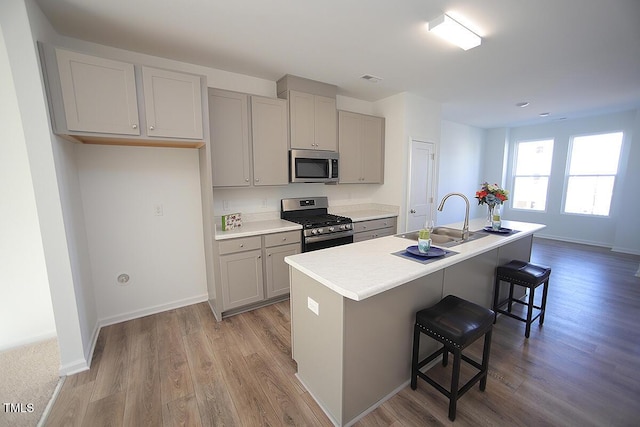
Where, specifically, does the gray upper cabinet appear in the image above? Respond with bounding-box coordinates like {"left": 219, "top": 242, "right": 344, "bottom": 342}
{"left": 141, "top": 66, "right": 203, "bottom": 140}
{"left": 56, "top": 48, "right": 140, "bottom": 135}
{"left": 40, "top": 45, "right": 206, "bottom": 147}
{"left": 288, "top": 90, "right": 337, "bottom": 151}
{"left": 251, "top": 96, "right": 289, "bottom": 186}
{"left": 209, "top": 88, "right": 288, "bottom": 187}
{"left": 338, "top": 111, "right": 385, "bottom": 184}
{"left": 209, "top": 89, "right": 251, "bottom": 187}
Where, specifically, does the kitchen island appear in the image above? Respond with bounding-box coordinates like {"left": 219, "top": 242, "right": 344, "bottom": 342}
{"left": 285, "top": 218, "right": 545, "bottom": 426}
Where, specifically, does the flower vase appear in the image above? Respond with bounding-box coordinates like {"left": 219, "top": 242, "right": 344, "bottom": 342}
{"left": 487, "top": 204, "right": 495, "bottom": 227}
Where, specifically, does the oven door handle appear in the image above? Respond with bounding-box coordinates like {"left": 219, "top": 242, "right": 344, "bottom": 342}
{"left": 305, "top": 230, "right": 354, "bottom": 244}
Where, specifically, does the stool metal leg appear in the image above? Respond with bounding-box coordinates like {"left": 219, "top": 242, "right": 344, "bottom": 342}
{"left": 449, "top": 348, "right": 462, "bottom": 421}
{"left": 525, "top": 287, "right": 535, "bottom": 338}
{"left": 410, "top": 324, "right": 420, "bottom": 390}
{"left": 507, "top": 282, "right": 515, "bottom": 312}
{"left": 492, "top": 277, "right": 501, "bottom": 324}
{"left": 540, "top": 279, "right": 549, "bottom": 325}
{"left": 480, "top": 328, "right": 493, "bottom": 391}
{"left": 442, "top": 347, "right": 448, "bottom": 366}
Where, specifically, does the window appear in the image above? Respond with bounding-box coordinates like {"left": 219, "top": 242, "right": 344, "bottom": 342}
{"left": 512, "top": 139, "right": 554, "bottom": 211}
{"left": 564, "top": 132, "right": 623, "bottom": 216}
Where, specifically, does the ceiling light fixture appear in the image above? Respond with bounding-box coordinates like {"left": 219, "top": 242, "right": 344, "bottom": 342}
{"left": 428, "top": 13, "right": 481, "bottom": 50}
{"left": 539, "top": 112, "right": 550, "bottom": 117}
{"left": 516, "top": 101, "right": 530, "bottom": 108}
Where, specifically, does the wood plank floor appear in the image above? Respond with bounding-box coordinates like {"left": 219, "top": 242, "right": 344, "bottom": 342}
{"left": 46, "top": 238, "right": 640, "bottom": 426}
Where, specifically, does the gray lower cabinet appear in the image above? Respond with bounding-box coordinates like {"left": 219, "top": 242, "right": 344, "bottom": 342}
{"left": 353, "top": 217, "right": 397, "bottom": 242}
{"left": 218, "top": 236, "right": 263, "bottom": 310}
{"left": 265, "top": 243, "right": 300, "bottom": 298}
{"left": 215, "top": 230, "right": 301, "bottom": 316}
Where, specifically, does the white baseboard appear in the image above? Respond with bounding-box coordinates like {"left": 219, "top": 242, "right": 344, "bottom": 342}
{"left": 611, "top": 246, "right": 640, "bottom": 256}
{"left": 294, "top": 373, "right": 414, "bottom": 427}
{"left": 97, "top": 293, "right": 209, "bottom": 328}
{"left": 59, "top": 357, "right": 90, "bottom": 376}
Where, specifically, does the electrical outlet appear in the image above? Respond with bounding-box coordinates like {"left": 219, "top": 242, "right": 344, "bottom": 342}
{"left": 307, "top": 297, "right": 319, "bottom": 315}
{"left": 154, "top": 203, "right": 164, "bottom": 216}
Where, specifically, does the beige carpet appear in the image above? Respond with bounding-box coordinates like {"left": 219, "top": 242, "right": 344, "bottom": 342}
{"left": 0, "top": 338, "right": 61, "bottom": 427}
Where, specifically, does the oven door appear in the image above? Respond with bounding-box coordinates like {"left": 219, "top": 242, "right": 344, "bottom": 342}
{"left": 303, "top": 232, "right": 354, "bottom": 252}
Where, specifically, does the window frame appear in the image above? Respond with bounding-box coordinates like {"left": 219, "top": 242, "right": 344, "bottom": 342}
{"left": 561, "top": 131, "right": 624, "bottom": 218}
{"left": 510, "top": 138, "right": 555, "bottom": 213}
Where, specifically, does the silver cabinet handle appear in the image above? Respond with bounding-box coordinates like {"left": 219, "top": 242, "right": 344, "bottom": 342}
{"left": 239, "top": 244, "right": 244, "bottom": 248}
{"left": 255, "top": 178, "right": 260, "bottom": 182}
{"left": 282, "top": 237, "right": 287, "bottom": 241}
{"left": 132, "top": 124, "right": 138, "bottom": 129}
{"left": 149, "top": 125, "right": 155, "bottom": 130}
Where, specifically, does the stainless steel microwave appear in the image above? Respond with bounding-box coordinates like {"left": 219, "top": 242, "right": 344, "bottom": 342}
{"left": 289, "top": 149, "right": 339, "bottom": 183}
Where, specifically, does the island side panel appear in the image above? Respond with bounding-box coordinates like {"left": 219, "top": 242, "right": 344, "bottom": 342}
{"left": 342, "top": 271, "right": 444, "bottom": 425}
{"left": 442, "top": 248, "right": 499, "bottom": 308}
{"left": 290, "top": 268, "right": 345, "bottom": 424}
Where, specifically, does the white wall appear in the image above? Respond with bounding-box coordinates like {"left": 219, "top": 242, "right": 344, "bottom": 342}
{"left": 1, "top": 0, "right": 90, "bottom": 374}
{"left": 502, "top": 110, "right": 640, "bottom": 252}
{"left": 76, "top": 145, "right": 207, "bottom": 323}
{"left": 436, "top": 120, "right": 486, "bottom": 225}
{"left": 613, "top": 110, "right": 640, "bottom": 254}
{"left": 372, "top": 92, "right": 441, "bottom": 232}
{"left": 0, "top": 28, "right": 56, "bottom": 351}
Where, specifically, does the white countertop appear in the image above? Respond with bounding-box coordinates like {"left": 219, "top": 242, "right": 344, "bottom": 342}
{"left": 335, "top": 209, "right": 397, "bottom": 222}
{"left": 285, "top": 218, "right": 545, "bottom": 301}
{"left": 214, "top": 219, "right": 301, "bottom": 240}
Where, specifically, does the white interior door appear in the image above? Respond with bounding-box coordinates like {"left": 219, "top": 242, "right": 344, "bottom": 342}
{"left": 406, "top": 140, "right": 436, "bottom": 231}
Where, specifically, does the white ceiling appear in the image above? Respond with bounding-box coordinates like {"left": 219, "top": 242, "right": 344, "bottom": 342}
{"left": 36, "top": 0, "right": 640, "bottom": 129}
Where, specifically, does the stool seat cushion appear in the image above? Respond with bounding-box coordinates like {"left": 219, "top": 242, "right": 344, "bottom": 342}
{"left": 497, "top": 260, "right": 551, "bottom": 286}
{"left": 416, "top": 295, "right": 494, "bottom": 349}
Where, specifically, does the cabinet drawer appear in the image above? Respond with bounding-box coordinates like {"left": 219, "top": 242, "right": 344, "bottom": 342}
{"left": 353, "top": 227, "right": 396, "bottom": 243}
{"left": 353, "top": 217, "right": 397, "bottom": 233}
{"left": 264, "top": 230, "right": 301, "bottom": 248}
{"left": 218, "top": 236, "right": 261, "bottom": 255}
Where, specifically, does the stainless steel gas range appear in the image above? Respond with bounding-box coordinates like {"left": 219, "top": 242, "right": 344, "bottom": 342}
{"left": 281, "top": 197, "right": 353, "bottom": 252}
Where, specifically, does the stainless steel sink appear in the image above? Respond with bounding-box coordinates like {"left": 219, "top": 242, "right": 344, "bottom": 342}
{"left": 394, "top": 227, "right": 487, "bottom": 248}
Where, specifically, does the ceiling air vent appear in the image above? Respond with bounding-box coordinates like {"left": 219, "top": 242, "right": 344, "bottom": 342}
{"left": 360, "top": 74, "right": 383, "bottom": 83}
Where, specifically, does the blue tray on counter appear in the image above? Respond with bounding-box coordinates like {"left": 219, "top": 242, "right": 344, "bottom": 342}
{"left": 392, "top": 246, "right": 458, "bottom": 264}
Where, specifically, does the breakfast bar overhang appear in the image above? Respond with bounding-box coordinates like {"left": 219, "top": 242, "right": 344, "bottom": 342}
{"left": 285, "top": 218, "right": 546, "bottom": 426}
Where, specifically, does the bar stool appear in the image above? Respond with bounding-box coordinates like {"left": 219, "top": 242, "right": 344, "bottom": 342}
{"left": 411, "top": 295, "right": 494, "bottom": 421}
{"left": 493, "top": 260, "right": 551, "bottom": 338}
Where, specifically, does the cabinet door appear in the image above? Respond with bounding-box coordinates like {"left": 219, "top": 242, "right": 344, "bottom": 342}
{"left": 142, "top": 67, "right": 203, "bottom": 139}
{"left": 56, "top": 48, "right": 140, "bottom": 135}
{"left": 219, "top": 249, "right": 264, "bottom": 310}
{"left": 338, "top": 111, "right": 363, "bottom": 183}
{"left": 251, "top": 96, "right": 288, "bottom": 186}
{"left": 209, "top": 89, "right": 251, "bottom": 187}
{"left": 289, "top": 90, "right": 315, "bottom": 149}
{"left": 361, "top": 115, "right": 384, "bottom": 183}
{"left": 265, "top": 243, "right": 300, "bottom": 298}
{"left": 314, "top": 95, "right": 337, "bottom": 151}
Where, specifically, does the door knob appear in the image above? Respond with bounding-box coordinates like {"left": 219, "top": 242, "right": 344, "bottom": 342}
{"left": 410, "top": 209, "right": 416, "bottom": 213}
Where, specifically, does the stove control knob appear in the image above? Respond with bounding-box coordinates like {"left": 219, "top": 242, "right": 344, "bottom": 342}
{"left": 317, "top": 228, "right": 323, "bottom": 234}
{"left": 311, "top": 229, "right": 318, "bottom": 235}
{"left": 345, "top": 224, "right": 352, "bottom": 230}
{"left": 329, "top": 226, "right": 335, "bottom": 232}
{"left": 340, "top": 225, "right": 346, "bottom": 230}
